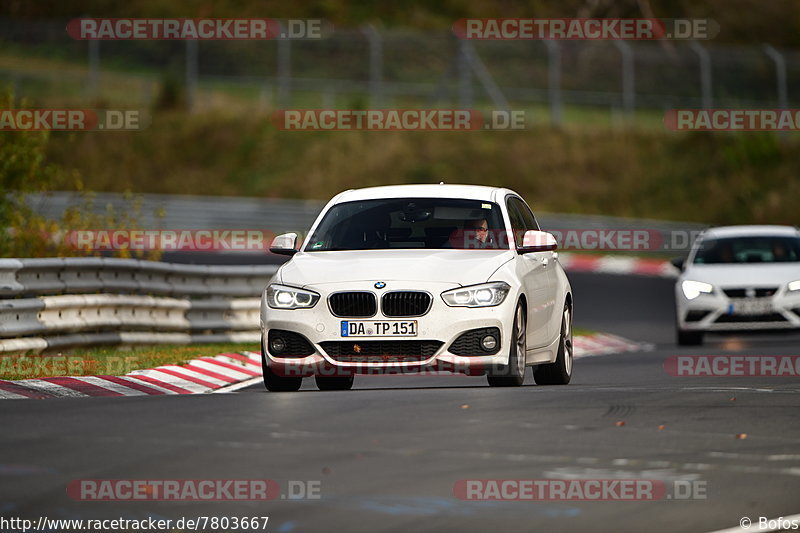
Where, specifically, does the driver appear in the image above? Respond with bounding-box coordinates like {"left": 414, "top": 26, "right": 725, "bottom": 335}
{"left": 464, "top": 218, "right": 492, "bottom": 248}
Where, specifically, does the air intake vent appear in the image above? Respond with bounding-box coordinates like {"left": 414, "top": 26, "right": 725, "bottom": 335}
{"left": 320, "top": 340, "right": 443, "bottom": 363}
{"left": 382, "top": 291, "right": 432, "bottom": 317}
{"left": 715, "top": 313, "right": 787, "bottom": 323}
{"left": 328, "top": 292, "right": 377, "bottom": 317}
{"left": 722, "top": 287, "right": 778, "bottom": 298}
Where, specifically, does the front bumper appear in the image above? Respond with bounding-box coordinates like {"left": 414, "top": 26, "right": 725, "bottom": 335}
{"left": 261, "top": 280, "right": 518, "bottom": 377}
{"left": 676, "top": 285, "right": 800, "bottom": 332}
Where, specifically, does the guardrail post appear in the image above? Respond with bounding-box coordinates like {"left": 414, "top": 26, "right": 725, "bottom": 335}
{"left": 690, "top": 41, "right": 713, "bottom": 109}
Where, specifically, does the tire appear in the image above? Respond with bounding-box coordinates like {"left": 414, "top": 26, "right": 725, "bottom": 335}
{"left": 315, "top": 375, "right": 355, "bottom": 391}
{"left": 487, "top": 301, "right": 527, "bottom": 387}
{"left": 677, "top": 328, "right": 704, "bottom": 346}
{"left": 261, "top": 336, "right": 303, "bottom": 392}
{"left": 533, "top": 302, "right": 573, "bottom": 385}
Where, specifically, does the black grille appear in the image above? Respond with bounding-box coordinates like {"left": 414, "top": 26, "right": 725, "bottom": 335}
{"left": 685, "top": 310, "right": 712, "bottom": 323}
{"left": 448, "top": 327, "right": 502, "bottom": 356}
{"left": 267, "top": 329, "right": 315, "bottom": 357}
{"left": 715, "top": 313, "right": 787, "bottom": 323}
{"left": 320, "top": 340, "right": 443, "bottom": 363}
{"left": 722, "top": 287, "right": 778, "bottom": 298}
{"left": 329, "top": 292, "right": 377, "bottom": 317}
{"left": 382, "top": 291, "right": 432, "bottom": 317}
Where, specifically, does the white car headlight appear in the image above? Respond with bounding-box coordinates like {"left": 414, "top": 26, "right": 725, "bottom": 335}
{"left": 266, "top": 284, "right": 320, "bottom": 309}
{"left": 788, "top": 280, "right": 800, "bottom": 292}
{"left": 442, "top": 282, "right": 510, "bottom": 307}
{"left": 681, "top": 280, "right": 714, "bottom": 300}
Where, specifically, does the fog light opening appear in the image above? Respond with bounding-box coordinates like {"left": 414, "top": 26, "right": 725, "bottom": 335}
{"left": 270, "top": 337, "right": 286, "bottom": 354}
{"left": 481, "top": 335, "right": 498, "bottom": 352}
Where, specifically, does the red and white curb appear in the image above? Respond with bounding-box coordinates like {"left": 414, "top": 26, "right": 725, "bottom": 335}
{"left": 0, "top": 334, "right": 649, "bottom": 399}
{"left": 559, "top": 253, "right": 677, "bottom": 278}
{"left": 0, "top": 351, "right": 262, "bottom": 400}
{"left": 573, "top": 333, "right": 653, "bottom": 358}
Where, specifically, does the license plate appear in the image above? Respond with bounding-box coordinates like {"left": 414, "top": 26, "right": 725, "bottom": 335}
{"left": 730, "top": 298, "right": 773, "bottom": 316}
{"left": 340, "top": 320, "right": 417, "bottom": 337}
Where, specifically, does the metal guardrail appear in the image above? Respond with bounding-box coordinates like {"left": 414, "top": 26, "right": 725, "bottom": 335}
{"left": 0, "top": 258, "right": 277, "bottom": 353}
{"left": 25, "top": 191, "right": 707, "bottom": 242}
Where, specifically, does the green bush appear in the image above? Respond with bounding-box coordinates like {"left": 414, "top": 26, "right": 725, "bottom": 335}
{"left": 0, "top": 90, "right": 161, "bottom": 259}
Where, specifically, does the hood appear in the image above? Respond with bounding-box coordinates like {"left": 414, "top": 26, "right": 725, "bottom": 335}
{"left": 683, "top": 263, "right": 800, "bottom": 287}
{"left": 278, "top": 249, "right": 515, "bottom": 287}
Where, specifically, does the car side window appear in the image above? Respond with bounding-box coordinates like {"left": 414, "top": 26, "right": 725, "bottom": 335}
{"left": 505, "top": 197, "right": 527, "bottom": 248}
{"left": 511, "top": 197, "right": 539, "bottom": 232}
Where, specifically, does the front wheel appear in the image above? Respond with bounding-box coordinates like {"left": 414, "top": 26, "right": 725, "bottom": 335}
{"left": 487, "top": 301, "right": 527, "bottom": 387}
{"left": 533, "top": 303, "right": 573, "bottom": 385}
{"left": 261, "top": 336, "right": 302, "bottom": 392}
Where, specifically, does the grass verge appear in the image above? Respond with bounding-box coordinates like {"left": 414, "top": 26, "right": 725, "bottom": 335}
{"left": 0, "top": 343, "right": 258, "bottom": 381}
{"left": 44, "top": 110, "right": 800, "bottom": 226}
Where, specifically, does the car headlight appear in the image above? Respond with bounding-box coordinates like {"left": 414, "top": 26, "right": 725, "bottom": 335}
{"left": 681, "top": 280, "right": 714, "bottom": 300}
{"left": 266, "top": 284, "right": 320, "bottom": 309}
{"left": 788, "top": 280, "right": 800, "bottom": 292}
{"left": 442, "top": 282, "right": 511, "bottom": 307}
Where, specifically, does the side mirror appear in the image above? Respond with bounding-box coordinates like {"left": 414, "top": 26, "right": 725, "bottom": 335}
{"left": 670, "top": 257, "right": 686, "bottom": 271}
{"left": 270, "top": 233, "right": 298, "bottom": 256}
{"left": 518, "top": 230, "right": 558, "bottom": 253}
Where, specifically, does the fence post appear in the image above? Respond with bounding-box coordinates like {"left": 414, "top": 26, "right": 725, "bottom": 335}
{"left": 613, "top": 41, "right": 635, "bottom": 119}
{"left": 544, "top": 39, "right": 562, "bottom": 128}
{"left": 185, "top": 39, "right": 198, "bottom": 111}
{"left": 12, "top": 76, "right": 20, "bottom": 106}
{"left": 763, "top": 44, "right": 788, "bottom": 110}
{"left": 278, "top": 23, "right": 292, "bottom": 108}
{"left": 458, "top": 40, "right": 473, "bottom": 108}
{"left": 87, "top": 39, "right": 100, "bottom": 100}
{"left": 690, "top": 41, "right": 712, "bottom": 108}
{"left": 463, "top": 41, "right": 510, "bottom": 112}
{"left": 364, "top": 25, "right": 384, "bottom": 108}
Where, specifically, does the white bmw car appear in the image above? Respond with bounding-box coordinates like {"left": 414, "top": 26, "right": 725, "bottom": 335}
{"left": 260, "top": 184, "right": 573, "bottom": 391}
{"left": 674, "top": 225, "right": 800, "bottom": 345}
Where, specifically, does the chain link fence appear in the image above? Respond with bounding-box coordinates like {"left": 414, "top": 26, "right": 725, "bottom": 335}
{"left": 1, "top": 19, "right": 798, "bottom": 125}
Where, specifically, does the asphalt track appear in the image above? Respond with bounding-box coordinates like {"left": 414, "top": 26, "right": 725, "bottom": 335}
{"left": 2, "top": 272, "right": 800, "bottom": 532}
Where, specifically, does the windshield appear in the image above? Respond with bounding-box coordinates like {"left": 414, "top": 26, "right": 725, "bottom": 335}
{"left": 693, "top": 235, "right": 800, "bottom": 264}
{"left": 304, "top": 197, "right": 509, "bottom": 251}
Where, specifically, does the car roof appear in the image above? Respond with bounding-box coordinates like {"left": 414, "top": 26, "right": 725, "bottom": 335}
{"left": 333, "top": 184, "right": 517, "bottom": 203}
{"left": 701, "top": 225, "right": 800, "bottom": 238}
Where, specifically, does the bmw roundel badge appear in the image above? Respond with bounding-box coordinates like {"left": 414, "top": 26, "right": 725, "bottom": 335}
{"left": 374, "top": 281, "right": 386, "bottom": 289}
